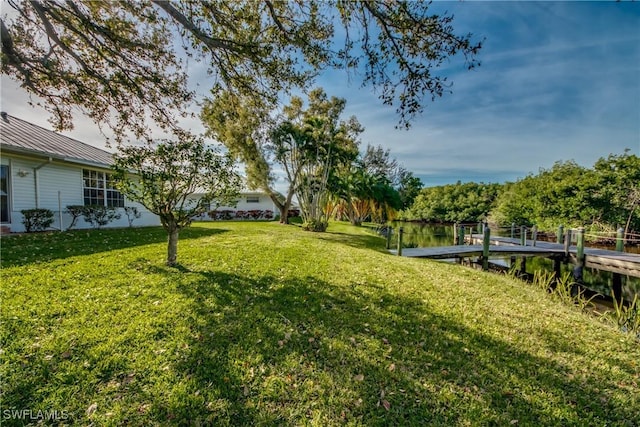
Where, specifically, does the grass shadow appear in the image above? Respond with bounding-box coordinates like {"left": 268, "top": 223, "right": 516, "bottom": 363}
{"left": 0, "top": 226, "right": 229, "bottom": 268}
{"left": 315, "top": 230, "right": 391, "bottom": 255}
{"left": 158, "top": 268, "right": 639, "bottom": 425}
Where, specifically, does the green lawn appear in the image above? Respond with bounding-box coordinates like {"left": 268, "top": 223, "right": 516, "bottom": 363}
{"left": 1, "top": 222, "right": 638, "bottom": 426}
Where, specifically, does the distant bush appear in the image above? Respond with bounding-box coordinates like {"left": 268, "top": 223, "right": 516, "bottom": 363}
{"left": 82, "top": 205, "right": 121, "bottom": 229}
{"left": 302, "top": 219, "right": 328, "bottom": 232}
{"left": 123, "top": 206, "right": 142, "bottom": 227}
{"left": 21, "top": 208, "right": 54, "bottom": 232}
{"left": 207, "top": 209, "right": 276, "bottom": 221}
{"left": 208, "top": 210, "right": 235, "bottom": 220}
{"left": 64, "top": 205, "right": 85, "bottom": 230}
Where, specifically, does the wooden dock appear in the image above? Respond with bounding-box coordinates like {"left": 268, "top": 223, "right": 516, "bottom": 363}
{"left": 389, "top": 244, "right": 563, "bottom": 260}
{"left": 389, "top": 234, "right": 640, "bottom": 278}
{"left": 466, "top": 234, "right": 640, "bottom": 278}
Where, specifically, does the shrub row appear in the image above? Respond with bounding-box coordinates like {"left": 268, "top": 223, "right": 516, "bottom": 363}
{"left": 208, "top": 209, "right": 275, "bottom": 220}
{"left": 20, "top": 206, "right": 141, "bottom": 232}
{"left": 206, "top": 209, "right": 301, "bottom": 220}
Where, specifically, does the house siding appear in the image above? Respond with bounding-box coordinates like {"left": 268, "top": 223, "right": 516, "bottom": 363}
{"left": 7, "top": 157, "right": 38, "bottom": 211}
{"left": 1, "top": 114, "right": 275, "bottom": 231}
{"left": 37, "top": 163, "right": 83, "bottom": 209}
{"left": 193, "top": 192, "right": 278, "bottom": 220}
{"left": 0, "top": 153, "right": 160, "bottom": 232}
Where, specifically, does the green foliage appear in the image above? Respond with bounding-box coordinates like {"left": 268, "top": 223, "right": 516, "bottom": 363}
{"left": 592, "top": 152, "right": 640, "bottom": 235}
{"left": 396, "top": 170, "right": 423, "bottom": 210}
{"left": 525, "top": 270, "right": 598, "bottom": 314}
{"left": 202, "top": 90, "right": 298, "bottom": 225}
{"left": 608, "top": 294, "right": 640, "bottom": 339}
{"left": 403, "top": 152, "right": 639, "bottom": 235}
{"left": 20, "top": 208, "right": 54, "bottom": 232}
{"left": 123, "top": 206, "right": 142, "bottom": 227}
{"left": 330, "top": 163, "right": 402, "bottom": 226}
{"left": 2, "top": 2, "right": 482, "bottom": 139}
{"left": 283, "top": 89, "right": 362, "bottom": 231}
{"left": 64, "top": 205, "right": 122, "bottom": 230}
{"left": 81, "top": 205, "right": 121, "bottom": 229}
{"left": 64, "top": 205, "right": 85, "bottom": 230}
{"left": 402, "top": 181, "right": 500, "bottom": 223}
{"left": 301, "top": 219, "right": 329, "bottom": 232}
{"left": 112, "top": 134, "right": 242, "bottom": 265}
{"left": 489, "top": 153, "right": 639, "bottom": 233}
{"left": 1, "top": 222, "right": 638, "bottom": 425}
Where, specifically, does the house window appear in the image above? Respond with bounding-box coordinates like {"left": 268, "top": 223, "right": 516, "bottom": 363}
{"left": 0, "top": 165, "right": 9, "bottom": 222}
{"left": 83, "top": 169, "right": 124, "bottom": 207}
{"left": 246, "top": 196, "right": 260, "bottom": 203}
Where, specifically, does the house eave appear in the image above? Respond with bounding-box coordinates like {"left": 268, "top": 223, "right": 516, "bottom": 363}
{"left": 0, "top": 145, "right": 113, "bottom": 169}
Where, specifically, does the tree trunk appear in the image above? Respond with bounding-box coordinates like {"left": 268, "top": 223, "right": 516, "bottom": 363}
{"left": 279, "top": 204, "right": 289, "bottom": 224}
{"left": 269, "top": 192, "right": 291, "bottom": 225}
{"left": 167, "top": 226, "right": 179, "bottom": 266}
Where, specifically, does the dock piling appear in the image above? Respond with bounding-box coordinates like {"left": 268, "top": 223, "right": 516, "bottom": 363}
{"left": 482, "top": 226, "right": 490, "bottom": 271}
{"left": 576, "top": 227, "right": 585, "bottom": 263}
{"left": 385, "top": 226, "right": 392, "bottom": 249}
{"left": 574, "top": 227, "right": 585, "bottom": 282}
{"left": 453, "top": 223, "right": 458, "bottom": 245}
{"left": 612, "top": 227, "right": 625, "bottom": 302}
{"left": 557, "top": 225, "right": 564, "bottom": 244}
{"left": 564, "top": 229, "right": 572, "bottom": 258}
{"left": 616, "top": 227, "right": 625, "bottom": 252}
{"left": 458, "top": 225, "right": 465, "bottom": 246}
{"left": 397, "top": 227, "right": 404, "bottom": 257}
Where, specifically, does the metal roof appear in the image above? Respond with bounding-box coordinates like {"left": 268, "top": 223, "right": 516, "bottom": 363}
{"left": 0, "top": 112, "right": 114, "bottom": 167}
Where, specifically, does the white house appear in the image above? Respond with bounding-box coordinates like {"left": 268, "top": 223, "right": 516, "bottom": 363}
{"left": 195, "top": 190, "right": 279, "bottom": 221}
{"left": 0, "top": 112, "right": 159, "bottom": 232}
{"left": 0, "top": 112, "right": 282, "bottom": 233}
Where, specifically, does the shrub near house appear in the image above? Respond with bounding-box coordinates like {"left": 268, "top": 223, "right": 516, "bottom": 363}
{"left": 207, "top": 209, "right": 274, "bottom": 220}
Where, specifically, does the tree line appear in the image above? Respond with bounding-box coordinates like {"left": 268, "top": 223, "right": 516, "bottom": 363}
{"left": 400, "top": 152, "right": 640, "bottom": 237}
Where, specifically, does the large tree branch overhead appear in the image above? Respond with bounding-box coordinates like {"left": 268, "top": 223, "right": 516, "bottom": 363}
{"left": 1, "top": 0, "right": 482, "bottom": 141}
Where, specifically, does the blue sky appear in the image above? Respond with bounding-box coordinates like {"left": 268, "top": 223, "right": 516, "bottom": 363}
{"left": 330, "top": 1, "right": 640, "bottom": 186}
{"left": 1, "top": 1, "right": 639, "bottom": 188}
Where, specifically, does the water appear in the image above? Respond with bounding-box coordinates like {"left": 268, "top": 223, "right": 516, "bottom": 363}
{"left": 388, "top": 222, "right": 639, "bottom": 300}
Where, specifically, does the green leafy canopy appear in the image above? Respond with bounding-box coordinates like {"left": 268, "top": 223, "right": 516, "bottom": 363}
{"left": 2, "top": 1, "right": 482, "bottom": 141}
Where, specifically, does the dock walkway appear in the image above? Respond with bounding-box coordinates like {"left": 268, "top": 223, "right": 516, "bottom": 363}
{"left": 390, "top": 234, "right": 640, "bottom": 278}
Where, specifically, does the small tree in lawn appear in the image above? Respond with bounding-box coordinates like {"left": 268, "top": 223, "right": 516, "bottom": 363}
{"left": 113, "top": 134, "right": 241, "bottom": 266}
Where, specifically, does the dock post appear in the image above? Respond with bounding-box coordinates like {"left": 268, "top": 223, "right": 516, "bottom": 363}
{"left": 553, "top": 257, "right": 562, "bottom": 281}
{"left": 574, "top": 227, "right": 585, "bottom": 282}
{"left": 385, "top": 226, "right": 392, "bottom": 249}
{"left": 532, "top": 225, "right": 538, "bottom": 247}
{"left": 520, "top": 226, "right": 527, "bottom": 246}
{"left": 458, "top": 225, "right": 465, "bottom": 245}
{"left": 576, "top": 227, "right": 585, "bottom": 263}
{"left": 511, "top": 223, "right": 515, "bottom": 239}
{"left": 612, "top": 227, "right": 625, "bottom": 302}
{"left": 397, "top": 227, "right": 404, "bottom": 257}
{"left": 563, "top": 229, "right": 572, "bottom": 258}
{"left": 616, "top": 227, "right": 625, "bottom": 252}
{"left": 453, "top": 223, "right": 458, "bottom": 245}
{"left": 557, "top": 225, "right": 564, "bottom": 244}
{"left": 482, "top": 226, "right": 490, "bottom": 271}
